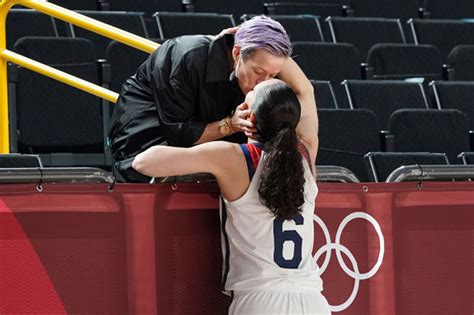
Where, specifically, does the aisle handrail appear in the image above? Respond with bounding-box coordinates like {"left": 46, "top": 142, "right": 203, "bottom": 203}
{"left": 0, "top": 0, "right": 160, "bottom": 153}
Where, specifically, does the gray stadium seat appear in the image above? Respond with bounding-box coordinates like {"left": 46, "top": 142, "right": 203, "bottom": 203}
{"left": 408, "top": 19, "right": 474, "bottom": 62}
{"left": 317, "top": 109, "right": 380, "bottom": 182}
{"left": 105, "top": 39, "right": 163, "bottom": 94}
{"left": 343, "top": 80, "right": 429, "bottom": 130}
{"left": 193, "top": 0, "right": 264, "bottom": 22}
{"left": 430, "top": 81, "right": 474, "bottom": 130}
{"left": 388, "top": 109, "right": 471, "bottom": 163}
{"left": 367, "top": 44, "right": 443, "bottom": 81}
{"left": 110, "top": 0, "right": 182, "bottom": 16}
{"left": 458, "top": 152, "right": 474, "bottom": 164}
{"left": 292, "top": 42, "right": 361, "bottom": 108}
{"left": 364, "top": 152, "right": 449, "bottom": 182}
{"left": 48, "top": 0, "right": 101, "bottom": 10}
{"left": 350, "top": 0, "right": 421, "bottom": 19}
{"left": 264, "top": 2, "right": 346, "bottom": 17}
{"left": 447, "top": 45, "right": 474, "bottom": 81}
{"left": 6, "top": 9, "right": 59, "bottom": 49}
{"left": 0, "top": 154, "right": 42, "bottom": 168}
{"left": 327, "top": 17, "right": 406, "bottom": 62}
{"left": 10, "top": 37, "right": 107, "bottom": 167}
{"left": 421, "top": 0, "right": 474, "bottom": 19}
{"left": 311, "top": 80, "right": 338, "bottom": 109}
{"left": 154, "top": 12, "right": 235, "bottom": 40}
{"left": 69, "top": 11, "right": 148, "bottom": 59}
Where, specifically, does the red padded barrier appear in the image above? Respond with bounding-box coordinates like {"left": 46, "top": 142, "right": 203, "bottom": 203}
{"left": 0, "top": 182, "right": 472, "bottom": 314}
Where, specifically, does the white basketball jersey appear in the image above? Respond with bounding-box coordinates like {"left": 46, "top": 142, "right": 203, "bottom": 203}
{"left": 220, "top": 143, "right": 323, "bottom": 294}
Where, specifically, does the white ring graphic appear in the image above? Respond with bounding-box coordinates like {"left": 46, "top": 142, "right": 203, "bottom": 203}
{"left": 313, "top": 212, "right": 384, "bottom": 312}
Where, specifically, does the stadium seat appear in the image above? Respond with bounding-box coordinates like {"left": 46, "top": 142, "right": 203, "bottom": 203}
{"left": 48, "top": 0, "right": 101, "bottom": 10}
{"left": 447, "top": 45, "right": 474, "bottom": 81}
{"left": 367, "top": 44, "right": 443, "bottom": 81}
{"left": 458, "top": 152, "right": 474, "bottom": 164}
{"left": 105, "top": 39, "right": 162, "bottom": 94}
{"left": 388, "top": 109, "right": 471, "bottom": 163}
{"left": 408, "top": 19, "right": 474, "bottom": 62}
{"left": 69, "top": 11, "right": 148, "bottom": 59}
{"left": 311, "top": 80, "right": 339, "bottom": 109}
{"left": 241, "top": 14, "right": 324, "bottom": 42}
{"left": 364, "top": 152, "right": 449, "bottom": 182}
{"left": 264, "top": 2, "right": 347, "bottom": 17}
{"left": 0, "top": 154, "right": 42, "bottom": 168}
{"left": 192, "top": 0, "right": 264, "bottom": 21}
{"left": 343, "top": 80, "right": 429, "bottom": 130}
{"left": 327, "top": 17, "right": 406, "bottom": 62}
{"left": 350, "top": 0, "right": 421, "bottom": 19}
{"left": 430, "top": 81, "right": 474, "bottom": 130}
{"left": 154, "top": 12, "right": 235, "bottom": 40}
{"left": 6, "top": 9, "right": 59, "bottom": 49}
{"left": 317, "top": 109, "right": 380, "bottom": 182}
{"left": 109, "top": 0, "right": 182, "bottom": 16}
{"left": 10, "top": 37, "right": 107, "bottom": 167}
{"left": 421, "top": 0, "right": 474, "bottom": 19}
{"left": 292, "top": 42, "right": 361, "bottom": 108}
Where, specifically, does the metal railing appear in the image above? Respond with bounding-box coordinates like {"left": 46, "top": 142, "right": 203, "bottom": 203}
{"left": 386, "top": 164, "right": 474, "bottom": 182}
{"left": 0, "top": 167, "right": 114, "bottom": 184}
{"left": 0, "top": 0, "right": 160, "bottom": 153}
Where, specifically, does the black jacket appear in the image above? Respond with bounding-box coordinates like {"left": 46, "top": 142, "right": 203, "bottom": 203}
{"left": 109, "top": 34, "right": 246, "bottom": 161}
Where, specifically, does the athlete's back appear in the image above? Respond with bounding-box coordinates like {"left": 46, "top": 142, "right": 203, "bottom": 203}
{"left": 221, "top": 143, "right": 323, "bottom": 292}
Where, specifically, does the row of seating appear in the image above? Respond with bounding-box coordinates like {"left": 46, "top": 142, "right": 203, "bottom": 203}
{"left": 318, "top": 108, "right": 472, "bottom": 181}
{"left": 8, "top": 10, "right": 474, "bottom": 60}
{"left": 7, "top": 37, "right": 474, "bottom": 169}
{"left": 44, "top": 0, "right": 474, "bottom": 21}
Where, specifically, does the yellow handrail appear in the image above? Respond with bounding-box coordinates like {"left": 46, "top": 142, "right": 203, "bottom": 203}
{"left": 0, "top": 0, "right": 161, "bottom": 153}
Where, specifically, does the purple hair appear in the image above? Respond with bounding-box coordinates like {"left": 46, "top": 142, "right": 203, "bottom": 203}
{"left": 235, "top": 15, "right": 292, "bottom": 59}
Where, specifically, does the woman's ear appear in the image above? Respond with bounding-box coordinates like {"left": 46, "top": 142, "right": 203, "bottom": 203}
{"left": 232, "top": 45, "right": 241, "bottom": 62}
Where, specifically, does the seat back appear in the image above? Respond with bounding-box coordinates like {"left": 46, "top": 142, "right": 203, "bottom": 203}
{"left": 155, "top": 12, "right": 235, "bottom": 39}
{"left": 6, "top": 9, "right": 58, "bottom": 49}
{"left": 311, "top": 80, "right": 339, "bottom": 109}
{"left": 293, "top": 42, "right": 361, "bottom": 107}
{"left": 70, "top": 11, "right": 148, "bottom": 59}
{"left": 447, "top": 45, "right": 474, "bottom": 81}
{"left": 317, "top": 109, "right": 380, "bottom": 182}
{"left": 368, "top": 43, "right": 443, "bottom": 81}
{"left": 388, "top": 109, "right": 471, "bottom": 163}
{"left": 327, "top": 17, "right": 406, "bottom": 62}
{"left": 364, "top": 152, "right": 449, "bottom": 182}
{"left": 409, "top": 19, "right": 474, "bottom": 62}
{"left": 431, "top": 81, "right": 474, "bottom": 129}
{"left": 343, "top": 80, "right": 428, "bottom": 130}
{"left": 11, "top": 37, "right": 104, "bottom": 157}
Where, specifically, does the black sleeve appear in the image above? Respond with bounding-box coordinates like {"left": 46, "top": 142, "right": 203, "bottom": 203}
{"left": 153, "top": 48, "right": 207, "bottom": 147}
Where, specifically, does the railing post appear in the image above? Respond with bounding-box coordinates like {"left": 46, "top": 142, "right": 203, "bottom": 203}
{"left": 0, "top": 0, "right": 14, "bottom": 153}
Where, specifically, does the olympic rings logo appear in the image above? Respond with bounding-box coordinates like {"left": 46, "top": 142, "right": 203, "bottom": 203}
{"left": 313, "top": 212, "right": 385, "bottom": 313}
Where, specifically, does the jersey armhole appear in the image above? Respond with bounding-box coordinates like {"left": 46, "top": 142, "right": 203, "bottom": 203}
{"left": 239, "top": 143, "right": 263, "bottom": 180}
{"left": 297, "top": 141, "right": 314, "bottom": 175}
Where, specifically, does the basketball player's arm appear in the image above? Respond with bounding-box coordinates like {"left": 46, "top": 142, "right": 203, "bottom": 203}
{"left": 132, "top": 141, "right": 235, "bottom": 178}
{"left": 278, "top": 58, "right": 319, "bottom": 166}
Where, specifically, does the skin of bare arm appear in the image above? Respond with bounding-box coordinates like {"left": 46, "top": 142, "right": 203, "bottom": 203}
{"left": 132, "top": 141, "right": 251, "bottom": 201}
{"left": 273, "top": 58, "right": 319, "bottom": 175}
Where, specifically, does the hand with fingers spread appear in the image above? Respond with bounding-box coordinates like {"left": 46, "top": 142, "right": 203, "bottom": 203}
{"left": 230, "top": 102, "right": 257, "bottom": 135}
{"left": 216, "top": 26, "right": 239, "bottom": 37}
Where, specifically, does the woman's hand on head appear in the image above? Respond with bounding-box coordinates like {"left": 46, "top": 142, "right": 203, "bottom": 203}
{"left": 216, "top": 26, "right": 239, "bottom": 37}
{"left": 231, "top": 102, "right": 257, "bottom": 135}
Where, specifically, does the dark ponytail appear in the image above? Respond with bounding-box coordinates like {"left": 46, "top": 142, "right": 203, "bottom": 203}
{"left": 253, "top": 81, "right": 305, "bottom": 220}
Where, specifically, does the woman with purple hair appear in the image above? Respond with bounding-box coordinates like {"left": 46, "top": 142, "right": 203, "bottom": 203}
{"left": 108, "top": 16, "right": 316, "bottom": 184}
{"left": 133, "top": 52, "right": 331, "bottom": 314}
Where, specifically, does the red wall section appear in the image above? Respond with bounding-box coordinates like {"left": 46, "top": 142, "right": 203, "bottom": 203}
{"left": 0, "top": 182, "right": 472, "bottom": 314}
